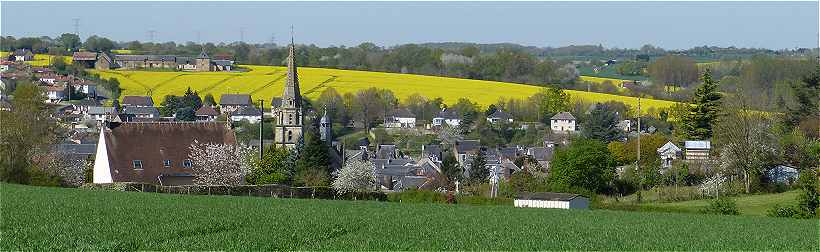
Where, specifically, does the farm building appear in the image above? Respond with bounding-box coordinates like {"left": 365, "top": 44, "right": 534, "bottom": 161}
{"left": 684, "top": 140, "right": 711, "bottom": 160}
{"left": 432, "top": 108, "right": 461, "bottom": 127}
{"left": 220, "top": 94, "right": 253, "bottom": 114}
{"left": 10, "top": 49, "right": 34, "bottom": 61}
{"left": 92, "top": 122, "right": 238, "bottom": 185}
{"left": 195, "top": 106, "right": 219, "bottom": 121}
{"left": 487, "top": 109, "right": 513, "bottom": 124}
{"left": 230, "top": 106, "right": 263, "bottom": 123}
{"left": 385, "top": 108, "right": 416, "bottom": 128}
{"left": 657, "top": 141, "right": 682, "bottom": 169}
{"left": 514, "top": 192, "right": 589, "bottom": 209}
{"left": 550, "top": 112, "right": 576, "bottom": 133}
{"left": 121, "top": 96, "right": 154, "bottom": 107}
{"left": 73, "top": 50, "right": 233, "bottom": 71}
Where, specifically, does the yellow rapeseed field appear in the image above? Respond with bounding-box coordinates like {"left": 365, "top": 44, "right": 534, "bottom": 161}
{"left": 578, "top": 76, "right": 630, "bottom": 87}
{"left": 0, "top": 52, "right": 72, "bottom": 66}
{"left": 90, "top": 65, "right": 679, "bottom": 113}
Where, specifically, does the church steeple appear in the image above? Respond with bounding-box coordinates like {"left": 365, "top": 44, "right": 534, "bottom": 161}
{"left": 282, "top": 37, "right": 301, "bottom": 108}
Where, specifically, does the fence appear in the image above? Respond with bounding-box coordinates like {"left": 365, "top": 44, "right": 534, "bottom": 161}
{"left": 81, "top": 183, "right": 387, "bottom": 201}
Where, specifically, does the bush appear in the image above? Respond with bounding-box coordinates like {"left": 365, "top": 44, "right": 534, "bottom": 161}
{"left": 767, "top": 204, "right": 801, "bottom": 218}
{"left": 455, "top": 195, "right": 513, "bottom": 206}
{"left": 701, "top": 197, "right": 740, "bottom": 215}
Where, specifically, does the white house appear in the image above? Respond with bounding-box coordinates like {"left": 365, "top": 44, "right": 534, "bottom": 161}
{"left": 385, "top": 108, "right": 416, "bottom": 128}
{"left": 657, "top": 141, "right": 682, "bottom": 169}
{"left": 87, "top": 106, "right": 118, "bottom": 122}
{"left": 432, "top": 108, "right": 461, "bottom": 127}
{"left": 487, "top": 110, "right": 513, "bottom": 124}
{"left": 45, "top": 85, "right": 66, "bottom": 103}
{"left": 230, "top": 106, "right": 262, "bottom": 123}
{"left": 550, "top": 112, "right": 576, "bottom": 132}
{"left": 684, "top": 140, "right": 711, "bottom": 160}
{"left": 514, "top": 192, "right": 589, "bottom": 210}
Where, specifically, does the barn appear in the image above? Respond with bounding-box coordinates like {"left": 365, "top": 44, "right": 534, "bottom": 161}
{"left": 514, "top": 192, "right": 589, "bottom": 209}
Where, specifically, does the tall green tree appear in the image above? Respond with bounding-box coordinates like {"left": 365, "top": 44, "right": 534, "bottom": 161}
{"left": 469, "top": 149, "right": 488, "bottom": 184}
{"left": 58, "top": 33, "right": 81, "bottom": 51}
{"left": 683, "top": 69, "right": 722, "bottom": 140}
{"left": 534, "top": 87, "right": 570, "bottom": 123}
{"left": 549, "top": 138, "right": 616, "bottom": 193}
{"left": 582, "top": 103, "right": 623, "bottom": 143}
{"left": 294, "top": 127, "right": 330, "bottom": 186}
{"left": 246, "top": 145, "right": 293, "bottom": 185}
{"left": 440, "top": 149, "right": 462, "bottom": 185}
{"left": 0, "top": 82, "right": 59, "bottom": 184}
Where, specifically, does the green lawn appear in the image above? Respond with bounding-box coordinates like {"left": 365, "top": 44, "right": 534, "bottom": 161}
{"left": 644, "top": 190, "right": 801, "bottom": 216}
{"left": 1, "top": 183, "right": 816, "bottom": 250}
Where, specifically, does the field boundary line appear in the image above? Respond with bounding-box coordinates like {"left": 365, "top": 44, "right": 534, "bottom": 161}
{"left": 198, "top": 74, "right": 242, "bottom": 94}
{"left": 303, "top": 75, "right": 339, "bottom": 96}
{"left": 249, "top": 73, "right": 287, "bottom": 96}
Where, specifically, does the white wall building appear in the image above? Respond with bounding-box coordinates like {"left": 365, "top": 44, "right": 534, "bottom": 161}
{"left": 514, "top": 192, "right": 589, "bottom": 210}
{"left": 550, "top": 112, "right": 576, "bottom": 132}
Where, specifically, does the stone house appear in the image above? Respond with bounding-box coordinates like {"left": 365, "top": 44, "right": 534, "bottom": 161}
{"left": 550, "top": 112, "right": 576, "bottom": 133}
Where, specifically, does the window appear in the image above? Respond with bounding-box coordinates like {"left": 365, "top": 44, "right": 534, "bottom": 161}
{"left": 163, "top": 160, "right": 171, "bottom": 168}
{"left": 132, "top": 160, "right": 143, "bottom": 170}
{"left": 287, "top": 130, "right": 293, "bottom": 141}
{"left": 183, "top": 159, "right": 193, "bottom": 168}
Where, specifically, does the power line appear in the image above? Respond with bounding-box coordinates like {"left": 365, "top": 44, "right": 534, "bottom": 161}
{"left": 147, "top": 30, "right": 157, "bottom": 43}
{"left": 72, "top": 18, "right": 80, "bottom": 38}
{"left": 239, "top": 27, "right": 245, "bottom": 43}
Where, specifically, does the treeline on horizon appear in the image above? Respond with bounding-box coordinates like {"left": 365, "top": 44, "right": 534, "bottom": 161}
{"left": 3, "top": 34, "right": 819, "bottom": 112}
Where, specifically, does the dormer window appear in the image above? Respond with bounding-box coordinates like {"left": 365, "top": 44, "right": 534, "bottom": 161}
{"left": 163, "top": 160, "right": 171, "bottom": 168}
{"left": 133, "top": 160, "right": 143, "bottom": 170}
{"left": 183, "top": 159, "right": 193, "bottom": 168}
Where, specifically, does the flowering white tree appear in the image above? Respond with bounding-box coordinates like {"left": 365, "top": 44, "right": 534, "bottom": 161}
{"left": 332, "top": 160, "right": 377, "bottom": 195}
{"left": 188, "top": 141, "right": 253, "bottom": 186}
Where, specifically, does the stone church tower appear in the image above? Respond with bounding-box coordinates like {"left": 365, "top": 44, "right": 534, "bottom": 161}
{"left": 272, "top": 40, "right": 303, "bottom": 148}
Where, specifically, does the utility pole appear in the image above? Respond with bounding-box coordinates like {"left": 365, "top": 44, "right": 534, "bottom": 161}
{"left": 636, "top": 96, "right": 642, "bottom": 203}
{"left": 196, "top": 31, "right": 201, "bottom": 44}
{"left": 258, "top": 99, "right": 265, "bottom": 161}
{"left": 240, "top": 27, "right": 245, "bottom": 43}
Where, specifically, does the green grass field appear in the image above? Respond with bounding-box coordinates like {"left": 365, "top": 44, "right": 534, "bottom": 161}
{"left": 644, "top": 190, "right": 801, "bottom": 216}
{"left": 89, "top": 65, "right": 678, "bottom": 112}
{"left": 1, "top": 183, "right": 816, "bottom": 250}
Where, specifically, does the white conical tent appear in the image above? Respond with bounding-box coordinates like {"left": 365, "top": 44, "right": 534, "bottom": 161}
{"left": 92, "top": 126, "right": 112, "bottom": 183}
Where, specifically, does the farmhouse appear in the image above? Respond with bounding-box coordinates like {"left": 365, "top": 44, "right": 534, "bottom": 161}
{"left": 121, "top": 96, "right": 154, "bottom": 107}
{"left": 454, "top": 139, "right": 480, "bottom": 168}
{"left": 93, "top": 122, "right": 238, "bottom": 185}
{"left": 195, "top": 106, "right": 219, "bottom": 121}
{"left": 432, "top": 108, "right": 461, "bottom": 127}
{"left": 87, "top": 106, "right": 118, "bottom": 122}
{"left": 657, "top": 141, "right": 682, "bottom": 169}
{"left": 73, "top": 50, "right": 233, "bottom": 71}
{"left": 219, "top": 94, "right": 253, "bottom": 114}
{"left": 121, "top": 106, "right": 160, "bottom": 121}
{"left": 684, "top": 140, "right": 711, "bottom": 160}
{"left": 10, "top": 49, "right": 34, "bottom": 61}
{"left": 230, "top": 106, "right": 263, "bottom": 123}
{"left": 550, "top": 112, "right": 576, "bottom": 132}
{"left": 514, "top": 192, "right": 589, "bottom": 209}
{"left": 486, "top": 109, "right": 513, "bottom": 124}
{"left": 384, "top": 108, "right": 416, "bottom": 128}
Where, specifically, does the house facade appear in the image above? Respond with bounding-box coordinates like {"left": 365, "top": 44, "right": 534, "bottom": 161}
{"left": 93, "top": 122, "right": 238, "bottom": 185}
{"left": 230, "top": 106, "right": 263, "bottom": 123}
{"left": 385, "top": 108, "right": 416, "bottom": 128}
{"left": 433, "top": 108, "right": 461, "bottom": 127}
{"left": 219, "top": 94, "right": 253, "bottom": 114}
{"left": 550, "top": 112, "right": 576, "bottom": 132}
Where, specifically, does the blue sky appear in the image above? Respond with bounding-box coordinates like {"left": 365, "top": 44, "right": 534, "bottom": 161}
{"left": 2, "top": 1, "right": 817, "bottom": 49}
